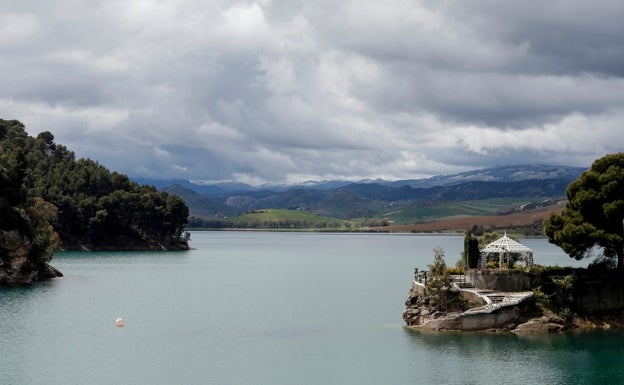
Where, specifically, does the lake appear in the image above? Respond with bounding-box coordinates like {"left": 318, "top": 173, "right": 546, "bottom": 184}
{"left": 1, "top": 232, "right": 623, "bottom": 384}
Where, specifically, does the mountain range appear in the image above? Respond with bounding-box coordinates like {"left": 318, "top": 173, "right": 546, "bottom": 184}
{"left": 134, "top": 164, "right": 586, "bottom": 223}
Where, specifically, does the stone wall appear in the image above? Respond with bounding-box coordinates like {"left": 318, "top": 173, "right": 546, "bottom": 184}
{"left": 416, "top": 305, "right": 522, "bottom": 331}
{"left": 466, "top": 269, "right": 624, "bottom": 312}
{"left": 467, "top": 270, "right": 531, "bottom": 291}
{"left": 575, "top": 273, "right": 624, "bottom": 312}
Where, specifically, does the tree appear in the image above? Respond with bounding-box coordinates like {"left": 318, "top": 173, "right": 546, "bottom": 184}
{"left": 427, "top": 246, "right": 452, "bottom": 297}
{"left": 544, "top": 153, "right": 624, "bottom": 269}
{"left": 0, "top": 148, "right": 29, "bottom": 231}
{"left": 25, "top": 198, "right": 60, "bottom": 264}
{"left": 428, "top": 246, "right": 448, "bottom": 278}
{"left": 1, "top": 119, "right": 190, "bottom": 250}
{"left": 425, "top": 246, "right": 466, "bottom": 311}
{"left": 463, "top": 230, "right": 480, "bottom": 269}
{"left": 0, "top": 133, "right": 60, "bottom": 268}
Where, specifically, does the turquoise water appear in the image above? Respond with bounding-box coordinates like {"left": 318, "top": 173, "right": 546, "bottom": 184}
{"left": 1, "top": 232, "right": 622, "bottom": 384}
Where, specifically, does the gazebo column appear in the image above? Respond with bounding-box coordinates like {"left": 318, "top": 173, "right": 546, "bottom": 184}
{"left": 526, "top": 252, "right": 534, "bottom": 267}
{"left": 478, "top": 253, "right": 486, "bottom": 269}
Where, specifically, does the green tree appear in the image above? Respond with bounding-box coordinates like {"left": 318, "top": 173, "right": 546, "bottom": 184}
{"left": 426, "top": 246, "right": 450, "bottom": 299}
{"left": 428, "top": 246, "right": 448, "bottom": 278}
{"left": 544, "top": 153, "right": 624, "bottom": 270}
{"left": 463, "top": 230, "right": 480, "bottom": 269}
{"left": 25, "top": 197, "right": 60, "bottom": 264}
{"left": 0, "top": 129, "right": 60, "bottom": 269}
{"left": 425, "top": 246, "right": 466, "bottom": 311}
{"left": 1, "top": 119, "right": 190, "bottom": 251}
{"left": 0, "top": 148, "right": 29, "bottom": 231}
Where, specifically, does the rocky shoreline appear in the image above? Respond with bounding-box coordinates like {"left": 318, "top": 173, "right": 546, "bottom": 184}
{"left": 402, "top": 281, "right": 566, "bottom": 333}
{"left": 57, "top": 229, "right": 190, "bottom": 252}
{"left": 0, "top": 230, "right": 63, "bottom": 285}
{"left": 403, "top": 276, "right": 624, "bottom": 333}
{"left": 1, "top": 229, "right": 189, "bottom": 285}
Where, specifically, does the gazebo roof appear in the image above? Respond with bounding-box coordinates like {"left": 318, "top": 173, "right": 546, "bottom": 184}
{"left": 481, "top": 233, "right": 533, "bottom": 254}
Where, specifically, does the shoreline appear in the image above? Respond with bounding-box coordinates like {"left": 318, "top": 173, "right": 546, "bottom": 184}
{"left": 403, "top": 271, "right": 624, "bottom": 333}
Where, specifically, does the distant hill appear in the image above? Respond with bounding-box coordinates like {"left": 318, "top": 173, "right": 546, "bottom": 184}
{"left": 209, "top": 179, "right": 570, "bottom": 219}
{"left": 161, "top": 184, "right": 238, "bottom": 218}
{"left": 136, "top": 164, "right": 584, "bottom": 225}
{"left": 136, "top": 164, "right": 585, "bottom": 194}
{"left": 386, "top": 164, "right": 586, "bottom": 188}
{"left": 134, "top": 178, "right": 227, "bottom": 196}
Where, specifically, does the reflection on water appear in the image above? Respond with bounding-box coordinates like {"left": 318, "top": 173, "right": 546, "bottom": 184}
{"left": 0, "top": 232, "right": 621, "bottom": 385}
{"left": 403, "top": 327, "right": 624, "bottom": 385}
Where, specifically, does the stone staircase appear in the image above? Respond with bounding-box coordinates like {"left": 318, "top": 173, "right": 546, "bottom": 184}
{"left": 486, "top": 295, "right": 506, "bottom": 304}
{"left": 450, "top": 275, "right": 474, "bottom": 288}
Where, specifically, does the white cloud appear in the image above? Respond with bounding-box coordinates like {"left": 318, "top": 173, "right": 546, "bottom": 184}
{"left": 1, "top": 0, "right": 623, "bottom": 183}
{"left": 0, "top": 13, "right": 40, "bottom": 46}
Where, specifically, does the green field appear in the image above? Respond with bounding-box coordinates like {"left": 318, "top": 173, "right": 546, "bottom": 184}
{"left": 194, "top": 197, "right": 556, "bottom": 230}
{"left": 226, "top": 209, "right": 349, "bottom": 229}
{"left": 383, "top": 197, "right": 553, "bottom": 224}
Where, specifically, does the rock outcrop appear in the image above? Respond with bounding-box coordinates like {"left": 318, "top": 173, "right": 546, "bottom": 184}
{"left": 512, "top": 315, "right": 566, "bottom": 333}
{"left": 402, "top": 281, "right": 561, "bottom": 332}
{"left": 0, "top": 230, "right": 62, "bottom": 284}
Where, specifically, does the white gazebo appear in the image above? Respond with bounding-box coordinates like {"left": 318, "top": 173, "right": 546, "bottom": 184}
{"left": 479, "top": 232, "right": 534, "bottom": 269}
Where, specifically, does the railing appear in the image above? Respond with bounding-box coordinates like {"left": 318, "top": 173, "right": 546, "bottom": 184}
{"left": 414, "top": 271, "right": 473, "bottom": 287}
{"left": 414, "top": 271, "right": 429, "bottom": 285}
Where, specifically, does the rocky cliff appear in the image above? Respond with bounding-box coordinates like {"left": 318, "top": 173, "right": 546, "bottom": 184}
{"left": 402, "top": 281, "right": 566, "bottom": 333}
{"left": 0, "top": 230, "right": 62, "bottom": 284}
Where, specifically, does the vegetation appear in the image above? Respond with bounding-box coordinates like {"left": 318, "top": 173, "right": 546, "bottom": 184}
{"left": 463, "top": 231, "right": 480, "bottom": 269}
{"left": 189, "top": 209, "right": 351, "bottom": 230}
{"left": 544, "top": 153, "right": 624, "bottom": 269}
{"left": 387, "top": 197, "right": 554, "bottom": 224}
{"left": 425, "top": 247, "right": 468, "bottom": 311}
{"left": 458, "top": 230, "right": 531, "bottom": 270}
{"left": 1, "top": 145, "right": 59, "bottom": 271}
{"left": 528, "top": 266, "right": 580, "bottom": 326}
{"left": 0, "top": 119, "right": 189, "bottom": 251}
{"left": 178, "top": 172, "right": 576, "bottom": 228}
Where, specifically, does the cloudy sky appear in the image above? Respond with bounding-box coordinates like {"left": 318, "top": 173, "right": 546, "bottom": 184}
{"left": 2, "top": 1, "right": 623, "bottom": 184}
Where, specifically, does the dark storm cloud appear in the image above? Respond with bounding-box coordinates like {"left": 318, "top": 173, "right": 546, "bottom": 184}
{"left": 449, "top": 0, "right": 624, "bottom": 77}
{"left": 1, "top": 0, "right": 622, "bottom": 184}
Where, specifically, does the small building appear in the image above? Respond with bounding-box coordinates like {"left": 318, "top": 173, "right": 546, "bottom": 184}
{"left": 479, "top": 232, "right": 534, "bottom": 269}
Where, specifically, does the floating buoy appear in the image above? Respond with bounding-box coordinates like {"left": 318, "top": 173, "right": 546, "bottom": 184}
{"left": 116, "top": 317, "right": 124, "bottom": 327}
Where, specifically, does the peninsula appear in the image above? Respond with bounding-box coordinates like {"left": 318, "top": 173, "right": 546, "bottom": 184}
{"left": 403, "top": 233, "right": 624, "bottom": 332}
{"left": 404, "top": 153, "right": 624, "bottom": 332}
{"left": 0, "top": 119, "right": 190, "bottom": 284}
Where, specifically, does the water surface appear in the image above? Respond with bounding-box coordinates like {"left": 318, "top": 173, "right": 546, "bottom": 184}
{"left": 1, "top": 232, "right": 621, "bottom": 384}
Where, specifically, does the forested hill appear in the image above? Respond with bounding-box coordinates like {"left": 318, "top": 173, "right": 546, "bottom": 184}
{"left": 0, "top": 119, "right": 189, "bottom": 252}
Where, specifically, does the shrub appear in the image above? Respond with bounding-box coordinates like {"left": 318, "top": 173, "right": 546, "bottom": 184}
{"left": 425, "top": 247, "right": 469, "bottom": 312}
{"left": 446, "top": 266, "right": 465, "bottom": 275}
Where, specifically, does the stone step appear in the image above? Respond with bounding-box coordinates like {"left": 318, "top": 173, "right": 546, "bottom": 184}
{"left": 487, "top": 295, "right": 506, "bottom": 303}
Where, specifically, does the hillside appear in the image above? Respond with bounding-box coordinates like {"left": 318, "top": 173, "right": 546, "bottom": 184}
{"left": 0, "top": 119, "right": 190, "bottom": 252}
{"left": 161, "top": 173, "right": 578, "bottom": 228}
{"left": 140, "top": 164, "right": 585, "bottom": 194}
{"left": 391, "top": 164, "right": 586, "bottom": 188}
{"left": 224, "top": 209, "right": 347, "bottom": 229}
{"left": 377, "top": 203, "right": 565, "bottom": 234}
{"left": 162, "top": 184, "right": 238, "bottom": 218}
{"left": 147, "top": 164, "right": 581, "bottom": 231}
